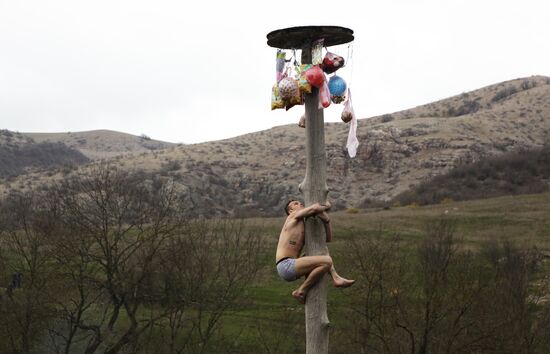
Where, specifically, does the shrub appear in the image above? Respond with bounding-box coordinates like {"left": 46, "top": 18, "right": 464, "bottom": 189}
{"left": 0, "top": 129, "right": 13, "bottom": 138}
{"left": 446, "top": 99, "right": 481, "bottom": 117}
{"left": 160, "top": 159, "right": 182, "bottom": 174}
{"left": 492, "top": 86, "right": 518, "bottom": 102}
{"left": 381, "top": 114, "right": 394, "bottom": 123}
{"left": 441, "top": 197, "right": 454, "bottom": 204}
{"left": 0, "top": 142, "right": 89, "bottom": 178}
{"left": 393, "top": 145, "right": 550, "bottom": 206}
{"left": 521, "top": 79, "right": 537, "bottom": 90}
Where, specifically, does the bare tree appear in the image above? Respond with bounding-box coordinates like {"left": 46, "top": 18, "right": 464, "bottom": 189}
{"left": 44, "top": 166, "right": 186, "bottom": 353}
{"left": 0, "top": 164, "right": 265, "bottom": 353}
{"left": 0, "top": 190, "right": 60, "bottom": 353}
{"left": 156, "top": 219, "right": 262, "bottom": 354}
{"left": 343, "top": 218, "right": 550, "bottom": 354}
{"left": 341, "top": 228, "right": 407, "bottom": 354}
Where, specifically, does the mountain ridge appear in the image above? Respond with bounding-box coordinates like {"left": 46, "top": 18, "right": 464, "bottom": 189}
{"left": 3, "top": 75, "right": 549, "bottom": 217}
{"left": 22, "top": 129, "right": 175, "bottom": 160}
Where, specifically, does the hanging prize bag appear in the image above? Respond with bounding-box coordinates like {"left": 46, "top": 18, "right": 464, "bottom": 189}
{"left": 271, "top": 84, "right": 285, "bottom": 110}
{"left": 319, "top": 80, "right": 331, "bottom": 109}
{"left": 341, "top": 93, "right": 353, "bottom": 123}
{"left": 323, "top": 52, "right": 345, "bottom": 74}
{"left": 298, "top": 64, "right": 312, "bottom": 94}
{"left": 276, "top": 50, "right": 286, "bottom": 82}
{"left": 342, "top": 89, "right": 359, "bottom": 157}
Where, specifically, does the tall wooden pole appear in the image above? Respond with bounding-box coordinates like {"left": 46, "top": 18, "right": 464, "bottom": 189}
{"left": 266, "top": 26, "right": 353, "bottom": 354}
{"left": 299, "top": 46, "right": 330, "bottom": 354}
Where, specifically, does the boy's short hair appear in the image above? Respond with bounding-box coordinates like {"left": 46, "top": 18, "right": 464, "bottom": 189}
{"left": 284, "top": 199, "right": 297, "bottom": 215}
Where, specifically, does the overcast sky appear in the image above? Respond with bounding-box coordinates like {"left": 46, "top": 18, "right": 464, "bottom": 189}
{"left": 1, "top": 0, "right": 549, "bottom": 144}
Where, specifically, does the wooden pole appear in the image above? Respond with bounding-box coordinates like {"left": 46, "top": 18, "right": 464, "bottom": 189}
{"left": 299, "top": 45, "right": 330, "bottom": 354}
{"left": 266, "top": 26, "right": 353, "bottom": 354}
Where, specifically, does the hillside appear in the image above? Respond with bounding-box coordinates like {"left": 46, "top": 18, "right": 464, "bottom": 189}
{"left": 394, "top": 144, "right": 550, "bottom": 206}
{"left": 3, "top": 76, "right": 550, "bottom": 217}
{"left": 0, "top": 130, "right": 89, "bottom": 178}
{"left": 22, "top": 130, "right": 175, "bottom": 160}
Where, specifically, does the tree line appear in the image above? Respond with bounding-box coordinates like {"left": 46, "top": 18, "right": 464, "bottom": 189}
{"left": 336, "top": 221, "right": 550, "bottom": 353}
{"left": 0, "top": 165, "right": 261, "bottom": 353}
{"left": 1, "top": 165, "right": 549, "bottom": 353}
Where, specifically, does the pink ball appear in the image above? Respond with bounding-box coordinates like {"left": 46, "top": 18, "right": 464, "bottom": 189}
{"left": 304, "top": 66, "right": 325, "bottom": 88}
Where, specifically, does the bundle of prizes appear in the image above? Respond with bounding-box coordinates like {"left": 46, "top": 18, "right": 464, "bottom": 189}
{"left": 271, "top": 41, "right": 352, "bottom": 122}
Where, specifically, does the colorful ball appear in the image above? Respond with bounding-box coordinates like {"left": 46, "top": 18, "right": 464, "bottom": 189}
{"left": 278, "top": 77, "right": 299, "bottom": 100}
{"left": 328, "top": 75, "right": 347, "bottom": 96}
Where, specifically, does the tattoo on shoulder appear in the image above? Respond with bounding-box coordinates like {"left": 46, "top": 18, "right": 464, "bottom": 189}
{"left": 289, "top": 240, "right": 296, "bottom": 245}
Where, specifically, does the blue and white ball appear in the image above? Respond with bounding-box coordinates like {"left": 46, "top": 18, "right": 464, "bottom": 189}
{"left": 328, "top": 75, "right": 347, "bottom": 96}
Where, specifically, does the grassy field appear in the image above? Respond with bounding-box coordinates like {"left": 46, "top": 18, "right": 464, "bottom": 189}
{"left": 2, "top": 191, "right": 549, "bottom": 353}
{"left": 216, "top": 192, "right": 550, "bottom": 353}
{"left": 250, "top": 191, "right": 550, "bottom": 261}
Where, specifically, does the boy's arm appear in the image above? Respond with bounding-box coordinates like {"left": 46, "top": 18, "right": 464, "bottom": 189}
{"left": 293, "top": 201, "right": 331, "bottom": 220}
{"left": 318, "top": 211, "right": 333, "bottom": 242}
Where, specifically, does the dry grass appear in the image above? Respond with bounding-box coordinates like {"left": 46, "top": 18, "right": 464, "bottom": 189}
{"left": 23, "top": 129, "right": 174, "bottom": 160}
{"left": 328, "top": 191, "right": 550, "bottom": 250}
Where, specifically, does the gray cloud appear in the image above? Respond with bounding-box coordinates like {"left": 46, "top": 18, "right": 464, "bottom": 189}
{"left": 1, "top": 0, "right": 549, "bottom": 143}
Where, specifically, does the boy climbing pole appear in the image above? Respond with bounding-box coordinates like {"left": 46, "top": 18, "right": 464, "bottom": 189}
{"left": 276, "top": 199, "right": 355, "bottom": 303}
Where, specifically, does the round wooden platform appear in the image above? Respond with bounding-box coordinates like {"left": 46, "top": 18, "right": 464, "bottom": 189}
{"left": 266, "top": 26, "right": 354, "bottom": 49}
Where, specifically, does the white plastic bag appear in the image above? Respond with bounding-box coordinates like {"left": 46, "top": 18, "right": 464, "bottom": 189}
{"left": 344, "top": 89, "right": 359, "bottom": 158}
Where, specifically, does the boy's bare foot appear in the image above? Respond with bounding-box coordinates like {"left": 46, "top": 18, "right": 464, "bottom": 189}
{"left": 292, "top": 290, "right": 306, "bottom": 304}
{"left": 333, "top": 276, "right": 355, "bottom": 288}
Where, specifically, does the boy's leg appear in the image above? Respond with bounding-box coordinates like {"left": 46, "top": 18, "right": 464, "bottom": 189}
{"left": 292, "top": 264, "right": 331, "bottom": 303}
{"left": 292, "top": 255, "right": 333, "bottom": 303}
{"left": 294, "top": 255, "right": 332, "bottom": 277}
{"left": 328, "top": 265, "right": 355, "bottom": 288}
{"left": 323, "top": 246, "right": 355, "bottom": 288}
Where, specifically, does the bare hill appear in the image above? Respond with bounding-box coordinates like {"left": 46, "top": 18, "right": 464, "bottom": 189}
{"left": 22, "top": 130, "right": 175, "bottom": 160}
{"left": 4, "top": 76, "right": 550, "bottom": 217}
{"left": 0, "top": 130, "right": 89, "bottom": 178}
